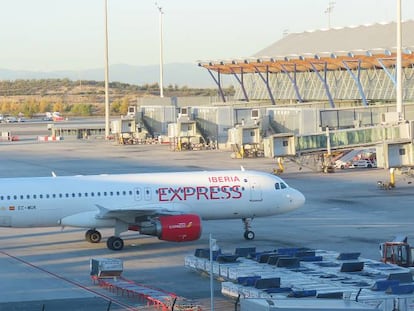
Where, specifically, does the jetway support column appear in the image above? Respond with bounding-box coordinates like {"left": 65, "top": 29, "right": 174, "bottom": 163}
{"left": 342, "top": 59, "right": 369, "bottom": 107}
{"left": 310, "top": 62, "right": 335, "bottom": 108}
{"left": 254, "top": 65, "right": 276, "bottom": 105}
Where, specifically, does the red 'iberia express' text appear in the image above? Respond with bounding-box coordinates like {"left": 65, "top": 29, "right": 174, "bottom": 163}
{"left": 158, "top": 175, "right": 243, "bottom": 201}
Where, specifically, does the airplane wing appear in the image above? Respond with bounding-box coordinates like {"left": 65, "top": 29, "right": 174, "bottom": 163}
{"left": 95, "top": 203, "right": 192, "bottom": 222}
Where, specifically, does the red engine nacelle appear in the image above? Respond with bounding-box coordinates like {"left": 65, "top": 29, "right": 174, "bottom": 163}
{"left": 133, "top": 214, "right": 202, "bottom": 242}
{"left": 158, "top": 214, "right": 202, "bottom": 242}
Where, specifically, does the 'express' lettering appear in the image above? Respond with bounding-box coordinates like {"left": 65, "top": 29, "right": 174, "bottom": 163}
{"left": 158, "top": 185, "right": 242, "bottom": 202}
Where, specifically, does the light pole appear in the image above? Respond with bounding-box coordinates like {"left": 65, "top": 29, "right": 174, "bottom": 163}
{"left": 155, "top": 2, "right": 164, "bottom": 98}
{"left": 324, "top": 1, "right": 335, "bottom": 29}
{"left": 104, "top": 0, "right": 110, "bottom": 139}
{"left": 396, "top": 0, "right": 403, "bottom": 121}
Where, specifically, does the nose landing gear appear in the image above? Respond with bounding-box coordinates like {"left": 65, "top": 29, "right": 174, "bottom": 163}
{"left": 242, "top": 217, "right": 255, "bottom": 240}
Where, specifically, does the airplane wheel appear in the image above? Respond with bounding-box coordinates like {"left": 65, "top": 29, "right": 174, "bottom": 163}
{"left": 107, "top": 236, "right": 124, "bottom": 251}
{"left": 85, "top": 229, "right": 102, "bottom": 243}
{"left": 244, "top": 230, "right": 255, "bottom": 240}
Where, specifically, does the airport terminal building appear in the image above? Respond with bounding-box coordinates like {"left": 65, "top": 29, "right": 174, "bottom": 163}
{"left": 198, "top": 21, "right": 414, "bottom": 107}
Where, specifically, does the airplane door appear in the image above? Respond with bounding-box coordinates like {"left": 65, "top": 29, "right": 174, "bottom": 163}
{"left": 134, "top": 188, "right": 142, "bottom": 201}
{"left": 249, "top": 176, "right": 262, "bottom": 201}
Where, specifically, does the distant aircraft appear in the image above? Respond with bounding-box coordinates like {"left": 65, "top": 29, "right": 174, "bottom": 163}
{"left": 0, "top": 170, "right": 305, "bottom": 250}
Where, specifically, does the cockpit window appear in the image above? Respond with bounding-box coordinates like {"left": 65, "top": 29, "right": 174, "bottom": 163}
{"left": 275, "top": 182, "right": 287, "bottom": 190}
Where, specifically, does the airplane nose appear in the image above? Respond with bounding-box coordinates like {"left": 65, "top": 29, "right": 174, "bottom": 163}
{"left": 291, "top": 188, "right": 305, "bottom": 208}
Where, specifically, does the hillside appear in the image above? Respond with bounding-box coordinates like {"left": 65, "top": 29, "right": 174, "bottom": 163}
{"left": 0, "top": 79, "right": 234, "bottom": 116}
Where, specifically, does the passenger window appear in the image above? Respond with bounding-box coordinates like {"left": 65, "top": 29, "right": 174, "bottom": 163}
{"left": 97, "top": 192, "right": 101, "bottom": 196}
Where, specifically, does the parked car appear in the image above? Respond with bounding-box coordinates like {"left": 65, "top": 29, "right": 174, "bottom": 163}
{"left": 335, "top": 159, "right": 352, "bottom": 169}
{"left": 5, "top": 116, "right": 17, "bottom": 123}
{"left": 350, "top": 159, "right": 377, "bottom": 168}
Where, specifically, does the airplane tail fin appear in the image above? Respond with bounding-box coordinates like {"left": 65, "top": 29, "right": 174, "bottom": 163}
{"left": 240, "top": 166, "right": 245, "bottom": 171}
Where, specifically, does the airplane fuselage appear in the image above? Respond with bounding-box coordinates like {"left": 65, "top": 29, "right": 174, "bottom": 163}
{"left": 0, "top": 170, "right": 305, "bottom": 250}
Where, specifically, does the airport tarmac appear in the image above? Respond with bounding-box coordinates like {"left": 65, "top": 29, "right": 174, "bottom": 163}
{"left": 1, "top": 131, "right": 414, "bottom": 310}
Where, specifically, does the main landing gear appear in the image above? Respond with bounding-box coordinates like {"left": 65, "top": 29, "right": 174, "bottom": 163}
{"left": 106, "top": 236, "right": 124, "bottom": 251}
{"left": 242, "top": 218, "right": 255, "bottom": 240}
{"left": 85, "top": 221, "right": 128, "bottom": 251}
{"left": 85, "top": 229, "right": 125, "bottom": 251}
{"left": 85, "top": 229, "right": 102, "bottom": 243}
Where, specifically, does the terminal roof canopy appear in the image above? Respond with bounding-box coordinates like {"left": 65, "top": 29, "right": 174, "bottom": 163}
{"left": 198, "top": 21, "right": 414, "bottom": 74}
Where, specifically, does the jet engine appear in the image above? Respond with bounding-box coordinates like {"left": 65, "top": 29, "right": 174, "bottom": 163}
{"left": 131, "top": 214, "right": 202, "bottom": 242}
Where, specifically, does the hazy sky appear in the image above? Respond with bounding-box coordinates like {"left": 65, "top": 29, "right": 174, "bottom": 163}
{"left": 0, "top": 0, "right": 412, "bottom": 71}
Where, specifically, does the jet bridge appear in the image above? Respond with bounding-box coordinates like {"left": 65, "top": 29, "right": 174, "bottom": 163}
{"left": 263, "top": 122, "right": 414, "bottom": 171}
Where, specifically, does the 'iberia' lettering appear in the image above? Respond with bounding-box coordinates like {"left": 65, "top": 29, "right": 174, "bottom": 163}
{"left": 208, "top": 176, "right": 240, "bottom": 183}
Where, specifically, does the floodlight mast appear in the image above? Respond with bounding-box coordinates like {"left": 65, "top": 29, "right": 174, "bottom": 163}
{"left": 396, "top": 0, "right": 403, "bottom": 121}
{"left": 324, "top": 1, "right": 335, "bottom": 29}
{"left": 104, "top": 0, "right": 110, "bottom": 139}
{"left": 155, "top": 2, "right": 164, "bottom": 98}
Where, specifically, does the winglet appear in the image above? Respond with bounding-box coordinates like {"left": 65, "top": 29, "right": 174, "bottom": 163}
{"left": 240, "top": 166, "right": 245, "bottom": 171}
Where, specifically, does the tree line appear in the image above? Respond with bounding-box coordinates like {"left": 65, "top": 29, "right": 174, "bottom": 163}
{"left": 0, "top": 79, "right": 234, "bottom": 117}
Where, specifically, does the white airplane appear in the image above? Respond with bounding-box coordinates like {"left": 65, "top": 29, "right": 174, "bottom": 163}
{"left": 0, "top": 169, "right": 305, "bottom": 251}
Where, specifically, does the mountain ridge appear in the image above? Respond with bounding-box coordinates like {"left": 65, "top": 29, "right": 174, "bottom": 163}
{"left": 0, "top": 63, "right": 218, "bottom": 88}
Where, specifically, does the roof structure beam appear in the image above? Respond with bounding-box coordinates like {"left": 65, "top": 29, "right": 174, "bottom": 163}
{"left": 280, "top": 63, "right": 304, "bottom": 103}
{"left": 309, "top": 62, "right": 335, "bottom": 108}
{"left": 207, "top": 68, "right": 226, "bottom": 103}
{"left": 230, "top": 67, "right": 249, "bottom": 102}
{"left": 342, "top": 59, "right": 369, "bottom": 106}
{"left": 377, "top": 57, "right": 397, "bottom": 84}
{"left": 253, "top": 65, "right": 276, "bottom": 105}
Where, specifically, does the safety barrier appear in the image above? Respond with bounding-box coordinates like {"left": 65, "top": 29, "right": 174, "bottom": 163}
{"left": 92, "top": 275, "right": 202, "bottom": 311}
{"left": 37, "top": 136, "right": 62, "bottom": 142}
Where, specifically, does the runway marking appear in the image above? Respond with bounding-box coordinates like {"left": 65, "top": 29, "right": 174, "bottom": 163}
{"left": 0, "top": 250, "right": 138, "bottom": 310}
